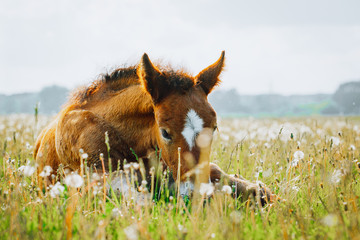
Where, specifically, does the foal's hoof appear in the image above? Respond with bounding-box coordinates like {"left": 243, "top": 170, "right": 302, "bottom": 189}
{"left": 246, "top": 182, "right": 274, "bottom": 206}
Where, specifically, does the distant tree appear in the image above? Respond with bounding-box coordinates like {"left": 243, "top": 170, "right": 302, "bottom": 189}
{"left": 333, "top": 81, "right": 360, "bottom": 114}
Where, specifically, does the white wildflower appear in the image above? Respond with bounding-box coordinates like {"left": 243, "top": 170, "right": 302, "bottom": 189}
{"left": 264, "top": 142, "right": 271, "bottom": 148}
{"left": 230, "top": 211, "right": 242, "bottom": 224}
{"left": 178, "top": 224, "right": 187, "bottom": 232}
{"left": 330, "top": 136, "right": 340, "bottom": 146}
{"left": 93, "top": 185, "right": 100, "bottom": 196}
{"left": 221, "top": 185, "right": 232, "bottom": 195}
{"left": 263, "top": 168, "right": 273, "bottom": 178}
{"left": 64, "top": 173, "right": 84, "bottom": 188}
{"left": 322, "top": 214, "right": 338, "bottom": 227}
{"left": 124, "top": 224, "right": 138, "bottom": 240}
{"left": 294, "top": 151, "right": 304, "bottom": 160}
{"left": 39, "top": 166, "right": 53, "bottom": 177}
{"left": 141, "top": 180, "right": 147, "bottom": 187}
{"left": 199, "top": 183, "right": 214, "bottom": 197}
{"left": 291, "top": 158, "right": 299, "bottom": 167}
{"left": 331, "top": 169, "right": 343, "bottom": 185}
{"left": 292, "top": 186, "right": 299, "bottom": 192}
{"left": 81, "top": 153, "right": 88, "bottom": 159}
{"left": 112, "top": 208, "right": 122, "bottom": 218}
{"left": 91, "top": 173, "right": 100, "bottom": 181}
{"left": 132, "top": 162, "right": 140, "bottom": 170}
{"left": 349, "top": 145, "right": 356, "bottom": 151}
{"left": 211, "top": 233, "right": 216, "bottom": 238}
{"left": 49, "top": 182, "right": 65, "bottom": 198}
{"left": 18, "top": 165, "right": 36, "bottom": 177}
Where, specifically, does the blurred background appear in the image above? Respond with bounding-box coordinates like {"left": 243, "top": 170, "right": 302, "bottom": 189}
{"left": 1, "top": 0, "right": 359, "bottom": 116}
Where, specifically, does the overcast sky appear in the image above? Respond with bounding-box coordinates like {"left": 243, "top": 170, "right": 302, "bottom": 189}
{"left": 1, "top": 0, "right": 359, "bottom": 95}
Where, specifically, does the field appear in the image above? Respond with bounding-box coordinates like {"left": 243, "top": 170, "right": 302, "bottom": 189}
{"left": 1, "top": 114, "right": 360, "bottom": 239}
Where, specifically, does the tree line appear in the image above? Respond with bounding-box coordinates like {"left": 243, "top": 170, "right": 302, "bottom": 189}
{"left": 1, "top": 81, "right": 360, "bottom": 116}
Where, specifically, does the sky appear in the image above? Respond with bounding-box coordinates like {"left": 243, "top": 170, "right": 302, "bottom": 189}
{"left": 1, "top": 0, "right": 360, "bottom": 95}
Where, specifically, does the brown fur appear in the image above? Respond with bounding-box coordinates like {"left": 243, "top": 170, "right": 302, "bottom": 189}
{"left": 34, "top": 51, "right": 272, "bottom": 203}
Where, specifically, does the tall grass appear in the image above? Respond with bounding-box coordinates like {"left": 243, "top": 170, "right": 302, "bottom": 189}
{"left": 0, "top": 115, "right": 360, "bottom": 239}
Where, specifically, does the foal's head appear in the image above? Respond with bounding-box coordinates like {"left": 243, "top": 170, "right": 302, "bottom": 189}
{"left": 137, "top": 52, "right": 225, "bottom": 180}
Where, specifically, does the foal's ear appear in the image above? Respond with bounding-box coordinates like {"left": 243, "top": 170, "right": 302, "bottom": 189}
{"left": 195, "top": 51, "right": 225, "bottom": 95}
{"left": 138, "top": 53, "right": 163, "bottom": 103}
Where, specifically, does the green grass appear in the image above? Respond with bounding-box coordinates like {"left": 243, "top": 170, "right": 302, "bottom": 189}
{"left": 1, "top": 115, "right": 360, "bottom": 239}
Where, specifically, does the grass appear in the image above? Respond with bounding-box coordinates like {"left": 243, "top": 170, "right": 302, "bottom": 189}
{"left": 1, "top": 114, "right": 360, "bottom": 239}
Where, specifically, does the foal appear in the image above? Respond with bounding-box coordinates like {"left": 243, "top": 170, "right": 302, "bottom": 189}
{"left": 34, "top": 51, "right": 272, "bottom": 203}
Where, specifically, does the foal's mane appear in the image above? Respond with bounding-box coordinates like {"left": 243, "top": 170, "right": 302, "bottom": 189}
{"left": 69, "top": 64, "right": 195, "bottom": 105}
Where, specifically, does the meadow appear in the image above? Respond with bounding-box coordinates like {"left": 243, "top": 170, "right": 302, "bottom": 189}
{"left": 0, "top": 114, "right": 359, "bottom": 239}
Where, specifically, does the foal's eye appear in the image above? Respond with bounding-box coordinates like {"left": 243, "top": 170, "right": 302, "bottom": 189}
{"left": 161, "top": 128, "right": 172, "bottom": 141}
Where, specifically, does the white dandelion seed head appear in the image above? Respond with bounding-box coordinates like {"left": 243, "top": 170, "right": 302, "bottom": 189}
{"left": 291, "top": 158, "right": 299, "bottom": 167}
{"left": 294, "top": 150, "right": 304, "bottom": 160}
{"left": 330, "top": 136, "right": 340, "bottom": 146}
{"left": 132, "top": 162, "right": 139, "bottom": 170}
{"left": 39, "top": 166, "right": 53, "bottom": 177}
{"left": 331, "top": 169, "right": 343, "bottom": 185}
{"left": 322, "top": 214, "right": 338, "bottom": 227}
{"left": 64, "top": 173, "right": 84, "bottom": 188}
{"left": 230, "top": 211, "right": 242, "bottom": 224}
{"left": 263, "top": 168, "right": 273, "bottom": 178}
{"left": 199, "top": 183, "right": 214, "bottom": 197}
{"left": 124, "top": 224, "right": 138, "bottom": 240}
{"left": 18, "top": 165, "right": 36, "bottom": 177}
{"left": 221, "top": 185, "right": 232, "bottom": 195}
{"left": 49, "top": 182, "right": 65, "bottom": 198}
{"left": 81, "top": 153, "right": 88, "bottom": 159}
{"left": 111, "top": 208, "right": 122, "bottom": 218}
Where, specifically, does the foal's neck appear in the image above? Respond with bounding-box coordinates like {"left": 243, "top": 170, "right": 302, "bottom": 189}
{"left": 87, "top": 84, "right": 158, "bottom": 157}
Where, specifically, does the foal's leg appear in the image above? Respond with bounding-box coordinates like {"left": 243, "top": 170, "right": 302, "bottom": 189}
{"left": 209, "top": 163, "right": 272, "bottom": 205}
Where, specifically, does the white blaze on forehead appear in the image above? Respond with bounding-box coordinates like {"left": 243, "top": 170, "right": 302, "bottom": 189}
{"left": 181, "top": 109, "right": 203, "bottom": 149}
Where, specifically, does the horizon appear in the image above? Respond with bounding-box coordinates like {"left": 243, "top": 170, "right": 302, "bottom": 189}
{"left": 1, "top": 81, "right": 355, "bottom": 97}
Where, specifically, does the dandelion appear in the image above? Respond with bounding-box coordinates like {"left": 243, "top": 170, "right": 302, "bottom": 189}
{"left": 177, "top": 224, "right": 187, "bottom": 233}
{"left": 221, "top": 185, "right": 232, "bottom": 195}
{"left": 112, "top": 208, "right": 123, "bottom": 218}
{"left": 92, "top": 173, "right": 100, "bottom": 181}
{"left": 132, "top": 162, "right": 140, "bottom": 170}
{"left": 294, "top": 150, "right": 304, "bottom": 160}
{"left": 124, "top": 164, "right": 131, "bottom": 174}
{"left": 322, "top": 214, "right": 338, "bottom": 227}
{"left": 49, "top": 182, "right": 65, "bottom": 198}
{"left": 230, "top": 211, "right": 242, "bottom": 224}
{"left": 291, "top": 158, "right": 299, "bottom": 167}
{"left": 124, "top": 224, "right": 138, "bottom": 240}
{"left": 263, "top": 168, "right": 273, "bottom": 178}
{"left": 39, "top": 166, "right": 53, "bottom": 177}
{"left": 18, "top": 165, "right": 36, "bottom": 177}
{"left": 330, "top": 136, "right": 340, "bottom": 146}
{"left": 64, "top": 173, "right": 84, "bottom": 188}
{"left": 264, "top": 142, "right": 271, "bottom": 148}
{"left": 292, "top": 186, "right": 300, "bottom": 192}
{"left": 331, "top": 170, "right": 343, "bottom": 185}
{"left": 199, "top": 183, "right": 214, "bottom": 197}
